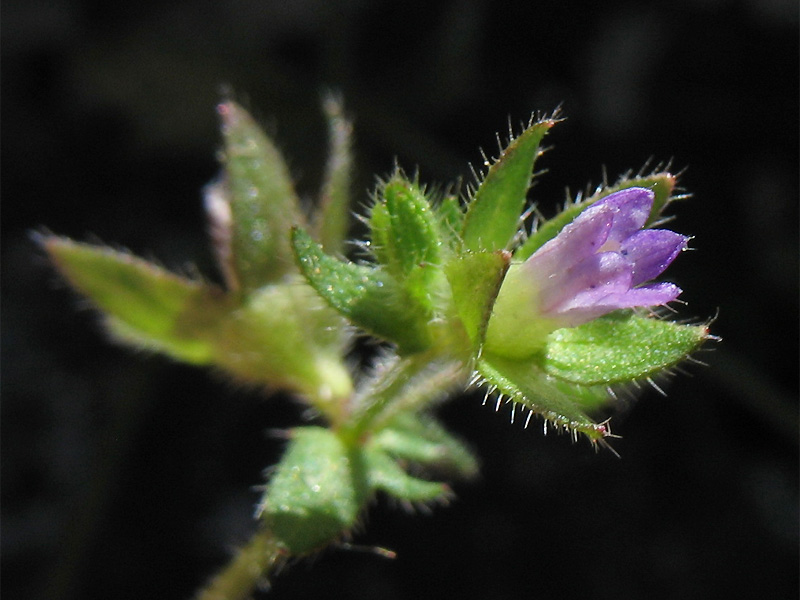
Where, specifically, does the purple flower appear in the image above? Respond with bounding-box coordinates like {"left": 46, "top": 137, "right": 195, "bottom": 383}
{"left": 526, "top": 187, "right": 687, "bottom": 326}
{"left": 484, "top": 187, "right": 687, "bottom": 357}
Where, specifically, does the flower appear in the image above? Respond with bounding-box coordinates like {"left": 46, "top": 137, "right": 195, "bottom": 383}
{"left": 484, "top": 187, "right": 688, "bottom": 358}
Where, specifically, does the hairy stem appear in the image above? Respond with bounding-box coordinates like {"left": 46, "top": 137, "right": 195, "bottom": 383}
{"left": 341, "top": 350, "right": 466, "bottom": 444}
{"left": 195, "top": 527, "right": 286, "bottom": 600}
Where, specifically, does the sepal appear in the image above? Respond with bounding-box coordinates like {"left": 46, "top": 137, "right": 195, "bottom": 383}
{"left": 444, "top": 250, "right": 510, "bottom": 352}
{"left": 371, "top": 173, "right": 443, "bottom": 313}
{"left": 462, "top": 116, "right": 555, "bottom": 252}
{"left": 218, "top": 101, "right": 304, "bottom": 290}
{"left": 476, "top": 352, "right": 612, "bottom": 441}
{"left": 371, "top": 411, "right": 480, "bottom": 480}
{"left": 259, "top": 427, "right": 369, "bottom": 555}
{"left": 41, "top": 236, "right": 227, "bottom": 364}
{"left": 313, "top": 95, "right": 354, "bottom": 254}
{"left": 543, "top": 311, "right": 709, "bottom": 385}
{"left": 292, "top": 227, "right": 432, "bottom": 353}
{"left": 363, "top": 448, "right": 450, "bottom": 503}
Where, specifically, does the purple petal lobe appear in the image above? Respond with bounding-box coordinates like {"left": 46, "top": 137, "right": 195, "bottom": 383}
{"left": 593, "top": 187, "right": 654, "bottom": 243}
{"left": 522, "top": 206, "right": 614, "bottom": 286}
{"left": 556, "top": 282, "right": 682, "bottom": 326}
{"left": 621, "top": 230, "right": 689, "bottom": 285}
{"left": 541, "top": 252, "right": 632, "bottom": 315}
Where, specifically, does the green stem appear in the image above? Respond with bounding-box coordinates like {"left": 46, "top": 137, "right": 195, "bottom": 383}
{"left": 341, "top": 350, "right": 466, "bottom": 444}
{"left": 195, "top": 527, "right": 286, "bottom": 600}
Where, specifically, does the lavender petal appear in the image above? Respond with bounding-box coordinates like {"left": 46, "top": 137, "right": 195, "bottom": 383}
{"left": 621, "top": 229, "right": 689, "bottom": 285}
{"left": 593, "top": 187, "right": 654, "bottom": 243}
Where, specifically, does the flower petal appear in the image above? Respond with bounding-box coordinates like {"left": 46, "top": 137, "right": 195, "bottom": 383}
{"left": 621, "top": 229, "right": 689, "bottom": 285}
{"left": 556, "top": 282, "right": 682, "bottom": 326}
{"left": 598, "top": 282, "right": 682, "bottom": 310}
{"left": 523, "top": 204, "right": 613, "bottom": 287}
{"left": 542, "top": 252, "right": 632, "bottom": 316}
{"left": 593, "top": 187, "right": 654, "bottom": 243}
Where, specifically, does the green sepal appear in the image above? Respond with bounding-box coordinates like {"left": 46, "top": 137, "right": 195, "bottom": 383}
{"left": 462, "top": 117, "right": 555, "bottom": 252}
{"left": 364, "top": 446, "right": 450, "bottom": 503}
{"left": 219, "top": 101, "right": 304, "bottom": 290}
{"left": 213, "top": 280, "right": 353, "bottom": 416}
{"left": 291, "top": 227, "right": 431, "bottom": 353}
{"left": 371, "top": 174, "right": 442, "bottom": 313}
{"left": 260, "top": 427, "right": 369, "bottom": 555}
{"left": 444, "top": 250, "right": 510, "bottom": 351}
{"left": 368, "top": 201, "right": 392, "bottom": 266}
{"left": 435, "top": 194, "right": 465, "bottom": 253}
{"left": 477, "top": 352, "right": 611, "bottom": 441}
{"left": 313, "top": 95, "right": 354, "bottom": 255}
{"left": 543, "top": 311, "right": 708, "bottom": 386}
{"left": 516, "top": 171, "right": 678, "bottom": 261}
{"left": 42, "top": 236, "right": 227, "bottom": 364}
{"left": 371, "top": 411, "right": 479, "bottom": 480}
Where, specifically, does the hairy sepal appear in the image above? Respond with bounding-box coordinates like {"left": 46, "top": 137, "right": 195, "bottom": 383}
{"left": 476, "top": 352, "right": 612, "bottom": 441}
{"left": 292, "top": 227, "right": 432, "bottom": 354}
{"left": 219, "top": 101, "right": 304, "bottom": 290}
{"left": 444, "top": 250, "right": 510, "bottom": 352}
{"left": 462, "top": 117, "right": 555, "bottom": 253}
{"left": 371, "top": 411, "right": 480, "bottom": 480}
{"left": 543, "top": 311, "right": 709, "bottom": 386}
{"left": 260, "top": 427, "right": 369, "bottom": 555}
{"left": 313, "top": 94, "right": 354, "bottom": 255}
{"left": 42, "top": 236, "right": 227, "bottom": 364}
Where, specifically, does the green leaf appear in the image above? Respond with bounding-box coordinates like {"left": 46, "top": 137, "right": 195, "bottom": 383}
{"left": 371, "top": 412, "right": 479, "bottom": 480}
{"left": 292, "top": 227, "right": 431, "bottom": 353}
{"left": 515, "top": 171, "right": 678, "bottom": 261}
{"left": 543, "top": 312, "right": 708, "bottom": 385}
{"left": 314, "top": 94, "right": 354, "bottom": 255}
{"left": 260, "top": 427, "right": 368, "bottom": 555}
{"left": 462, "top": 118, "right": 555, "bottom": 252}
{"left": 42, "top": 236, "right": 226, "bottom": 364}
{"left": 477, "top": 351, "right": 612, "bottom": 441}
{"left": 445, "top": 250, "right": 510, "bottom": 350}
{"left": 364, "top": 446, "right": 449, "bottom": 503}
{"left": 219, "top": 101, "right": 304, "bottom": 290}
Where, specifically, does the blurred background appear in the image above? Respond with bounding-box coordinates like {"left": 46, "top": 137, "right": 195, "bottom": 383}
{"left": 2, "top": 1, "right": 798, "bottom": 599}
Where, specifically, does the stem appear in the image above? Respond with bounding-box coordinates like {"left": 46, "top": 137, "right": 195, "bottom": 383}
{"left": 195, "top": 527, "right": 286, "bottom": 600}
{"left": 340, "top": 351, "right": 466, "bottom": 444}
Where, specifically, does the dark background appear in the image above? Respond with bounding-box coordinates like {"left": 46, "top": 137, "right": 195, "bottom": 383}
{"left": 3, "top": 1, "right": 798, "bottom": 599}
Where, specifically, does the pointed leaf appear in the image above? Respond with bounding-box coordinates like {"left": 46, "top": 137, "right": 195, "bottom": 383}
{"left": 292, "top": 227, "right": 431, "bottom": 353}
{"left": 42, "top": 236, "right": 227, "bottom": 364}
{"left": 544, "top": 311, "right": 708, "bottom": 385}
{"left": 462, "top": 118, "right": 555, "bottom": 252}
{"left": 219, "top": 101, "right": 304, "bottom": 290}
